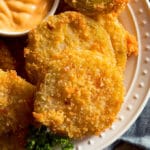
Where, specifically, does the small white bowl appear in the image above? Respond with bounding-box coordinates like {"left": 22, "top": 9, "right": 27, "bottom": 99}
{"left": 0, "top": 0, "right": 60, "bottom": 37}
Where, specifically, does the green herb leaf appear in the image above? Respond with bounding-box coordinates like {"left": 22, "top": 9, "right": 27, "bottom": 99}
{"left": 26, "top": 125, "right": 74, "bottom": 150}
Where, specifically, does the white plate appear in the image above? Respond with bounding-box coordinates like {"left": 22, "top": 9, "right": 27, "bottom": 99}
{"left": 74, "top": 0, "right": 150, "bottom": 149}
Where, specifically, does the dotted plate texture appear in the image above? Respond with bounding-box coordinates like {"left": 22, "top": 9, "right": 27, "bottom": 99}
{"left": 74, "top": 0, "right": 150, "bottom": 150}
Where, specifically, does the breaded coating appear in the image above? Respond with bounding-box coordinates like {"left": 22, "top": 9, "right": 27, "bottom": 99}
{"left": 0, "top": 41, "right": 16, "bottom": 71}
{"left": 97, "top": 14, "right": 138, "bottom": 71}
{"left": 126, "top": 33, "right": 138, "bottom": 57}
{"left": 25, "top": 12, "right": 137, "bottom": 84}
{"left": 33, "top": 49, "right": 124, "bottom": 139}
{"left": 25, "top": 11, "right": 116, "bottom": 84}
{"left": 64, "top": 0, "right": 129, "bottom": 15}
{"left": 0, "top": 69, "right": 35, "bottom": 135}
{"left": 24, "top": 11, "right": 137, "bottom": 138}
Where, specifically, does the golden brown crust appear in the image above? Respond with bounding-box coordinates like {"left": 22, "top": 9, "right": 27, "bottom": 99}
{"left": 24, "top": 11, "right": 137, "bottom": 139}
{"left": 97, "top": 14, "right": 138, "bottom": 71}
{"left": 126, "top": 33, "right": 138, "bottom": 56}
{"left": 33, "top": 49, "right": 124, "bottom": 139}
{"left": 0, "top": 69, "right": 35, "bottom": 135}
{"left": 25, "top": 12, "right": 138, "bottom": 84}
{"left": 25, "top": 11, "right": 116, "bottom": 84}
{"left": 64, "top": 0, "right": 129, "bottom": 15}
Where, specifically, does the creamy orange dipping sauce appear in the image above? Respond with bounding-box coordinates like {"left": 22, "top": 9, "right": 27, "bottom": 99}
{"left": 0, "top": 0, "right": 53, "bottom": 32}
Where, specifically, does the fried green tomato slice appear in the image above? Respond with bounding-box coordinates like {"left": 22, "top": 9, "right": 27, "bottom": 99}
{"left": 25, "top": 11, "right": 116, "bottom": 84}
{"left": 33, "top": 49, "right": 124, "bottom": 139}
{"left": 97, "top": 14, "right": 138, "bottom": 72}
{"left": 25, "top": 12, "right": 138, "bottom": 85}
{"left": 64, "top": 0, "right": 129, "bottom": 15}
{"left": 0, "top": 41, "right": 16, "bottom": 71}
{"left": 0, "top": 70, "right": 35, "bottom": 135}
